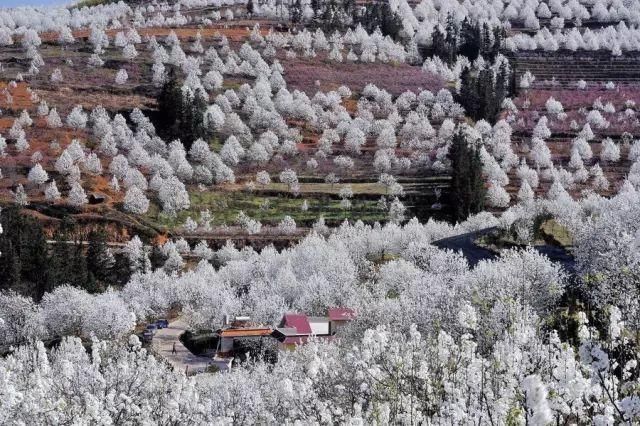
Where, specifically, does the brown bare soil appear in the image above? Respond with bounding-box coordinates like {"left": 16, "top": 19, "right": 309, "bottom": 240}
{"left": 37, "top": 87, "right": 156, "bottom": 115}
{"left": 1, "top": 17, "right": 452, "bottom": 241}
{"left": 41, "top": 24, "right": 269, "bottom": 44}
{"left": 283, "top": 58, "right": 446, "bottom": 96}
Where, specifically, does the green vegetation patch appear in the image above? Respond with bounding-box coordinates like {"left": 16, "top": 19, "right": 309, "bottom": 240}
{"left": 144, "top": 189, "right": 386, "bottom": 230}
{"left": 180, "top": 330, "right": 218, "bottom": 356}
{"left": 258, "top": 182, "right": 388, "bottom": 196}
{"left": 476, "top": 217, "right": 574, "bottom": 253}
{"left": 539, "top": 219, "right": 573, "bottom": 247}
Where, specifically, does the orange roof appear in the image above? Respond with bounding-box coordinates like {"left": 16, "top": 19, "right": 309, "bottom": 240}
{"left": 218, "top": 328, "right": 273, "bottom": 337}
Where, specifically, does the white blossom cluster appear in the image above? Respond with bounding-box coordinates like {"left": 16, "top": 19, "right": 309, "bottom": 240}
{"left": 1, "top": 201, "right": 640, "bottom": 423}
{"left": 0, "top": 15, "right": 471, "bottom": 218}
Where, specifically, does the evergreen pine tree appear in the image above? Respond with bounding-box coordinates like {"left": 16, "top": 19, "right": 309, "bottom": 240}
{"left": 291, "top": 0, "right": 303, "bottom": 24}
{"left": 71, "top": 239, "right": 91, "bottom": 291}
{"left": 448, "top": 130, "right": 485, "bottom": 221}
{"left": 157, "top": 67, "right": 184, "bottom": 141}
{"left": 47, "top": 217, "right": 75, "bottom": 291}
{"left": 480, "top": 23, "right": 492, "bottom": 58}
{"left": 86, "top": 227, "right": 114, "bottom": 290}
{"left": 190, "top": 89, "right": 208, "bottom": 144}
{"left": 150, "top": 245, "right": 166, "bottom": 270}
{"left": 379, "top": 2, "right": 402, "bottom": 39}
{"left": 156, "top": 71, "right": 209, "bottom": 151}
{"left": 311, "top": 0, "right": 320, "bottom": 17}
{"left": 456, "top": 61, "right": 511, "bottom": 123}
{"left": 459, "top": 19, "right": 480, "bottom": 61}
{"left": 444, "top": 14, "right": 459, "bottom": 64}
{"left": 111, "top": 253, "right": 132, "bottom": 286}
{"left": 491, "top": 26, "right": 506, "bottom": 59}
{"left": 0, "top": 238, "right": 21, "bottom": 291}
{"left": 479, "top": 67, "right": 495, "bottom": 119}
{"left": 21, "top": 218, "right": 49, "bottom": 300}
{"left": 430, "top": 27, "right": 446, "bottom": 61}
{"left": 321, "top": 0, "right": 344, "bottom": 32}
{"left": 459, "top": 68, "right": 480, "bottom": 119}
{"left": 0, "top": 207, "right": 49, "bottom": 299}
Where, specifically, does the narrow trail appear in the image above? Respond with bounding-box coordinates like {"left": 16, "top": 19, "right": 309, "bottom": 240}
{"left": 432, "top": 227, "right": 498, "bottom": 267}
{"left": 432, "top": 227, "right": 576, "bottom": 273}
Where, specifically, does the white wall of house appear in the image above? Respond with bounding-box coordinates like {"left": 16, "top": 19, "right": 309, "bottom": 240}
{"left": 309, "top": 318, "right": 330, "bottom": 336}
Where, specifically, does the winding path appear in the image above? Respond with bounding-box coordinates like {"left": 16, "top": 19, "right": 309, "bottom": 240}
{"left": 432, "top": 227, "right": 498, "bottom": 267}
{"left": 432, "top": 227, "right": 576, "bottom": 272}
{"left": 152, "top": 319, "right": 212, "bottom": 375}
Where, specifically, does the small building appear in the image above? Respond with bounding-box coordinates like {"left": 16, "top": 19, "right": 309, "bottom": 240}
{"left": 213, "top": 316, "right": 272, "bottom": 371}
{"left": 309, "top": 316, "right": 330, "bottom": 335}
{"left": 212, "top": 309, "right": 356, "bottom": 367}
{"left": 272, "top": 314, "right": 314, "bottom": 349}
{"left": 279, "top": 313, "right": 312, "bottom": 334}
{"left": 272, "top": 308, "right": 356, "bottom": 350}
{"left": 216, "top": 326, "right": 273, "bottom": 353}
{"left": 270, "top": 329, "right": 310, "bottom": 348}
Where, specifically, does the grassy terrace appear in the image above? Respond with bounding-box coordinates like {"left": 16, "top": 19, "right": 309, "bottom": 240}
{"left": 143, "top": 189, "right": 386, "bottom": 230}
{"left": 231, "top": 182, "right": 392, "bottom": 196}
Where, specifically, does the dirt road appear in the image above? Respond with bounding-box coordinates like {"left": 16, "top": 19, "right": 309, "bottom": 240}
{"left": 152, "top": 318, "right": 212, "bottom": 375}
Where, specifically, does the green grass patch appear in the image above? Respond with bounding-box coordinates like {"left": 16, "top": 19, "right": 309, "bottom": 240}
{"left": 258, "top": 182, "right": 388, "bottom": 195}
{"left": 476, "top": 217, "right": 573, "bottom": 253}
{"left": 222, "top": 81, "right": 243, "bottom": 91}
{"left": 180, "top": 330, "right": 218, "bottom": 356}
{"left": 539, "top": 219, "right": 573, "bottom": 247}
{"left": 209, "top": 137, "right": 223, "bottom": 154}
{"left": 143, "top": 189, "right": 386, "bottom": 231}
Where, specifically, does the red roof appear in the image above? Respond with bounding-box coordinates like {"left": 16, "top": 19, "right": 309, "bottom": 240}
{"left": 280, "top": 314, "right": 312, "bottom": 334}
{"left": 328, "top": 308, "right": 356, "bottom": 321}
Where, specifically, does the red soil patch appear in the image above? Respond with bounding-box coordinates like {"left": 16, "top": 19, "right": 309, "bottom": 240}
{"left": 283, "top": 59, "right": 446, "bottom": 96}
{"left": 0, "top": 82, "right": 35, "bottom": 111}
{"left": 41, "top": 24, "right": 267, "bottom": 44}
{"left": 36, "top": 87, "right": 156, "bottom": 116}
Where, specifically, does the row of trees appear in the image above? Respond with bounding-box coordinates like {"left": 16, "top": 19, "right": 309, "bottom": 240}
{"left": 423, "top": 17, "right": 506, "bottom": 65}
{"left": 457, "top": 58, "right": 512, "bottom": 122}
{"left": 355, "top": 1, "right": 403, "bottom": 40}
{"left": 2, "top": 197, "right": 640, "bottom": 422}
{"left": 0, "top": 207, "right": 129, "bottom": 300}
{"left": 286, "top": 0, "right": 402, "bottom": 39}
{"left": 156, "top": 69, "right": 210, "bottom": 151}
{"left": 299, "top": 0, "right": 356, "bottom": 32}
{"left": 448, "top": 130, "right": 485, "bottom": 221}
{"left": 418, "top": 18, "right": 510, "bottom": 222}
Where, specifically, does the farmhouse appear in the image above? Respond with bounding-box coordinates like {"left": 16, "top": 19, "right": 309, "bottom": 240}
{"left": 212, "top": 316, "right": 273, "bottom": 371}
{"left": 212, "top": 309, "right": 356, "bottom": 370}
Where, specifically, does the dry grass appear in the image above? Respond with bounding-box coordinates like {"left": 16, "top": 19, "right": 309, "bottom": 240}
{"left": 0, "top": 82, "right": 35, "bottom": 111}
{"left": 40, "top": 25, "right": 267, "bottom": 44}
{"left": 225, "top": 182, "right": 389, "bottom": 195}
{"left": 283, "top": 58, "right": 446, "bottom": 96}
